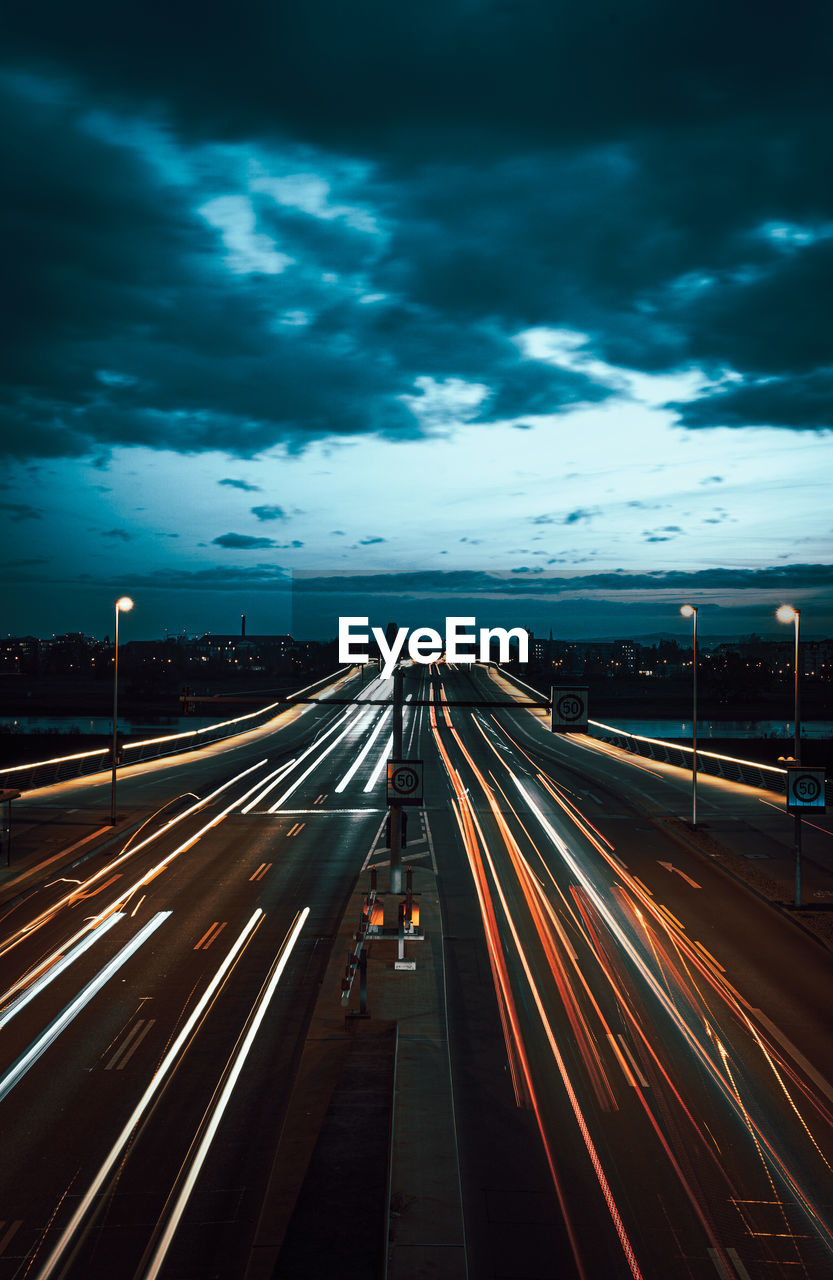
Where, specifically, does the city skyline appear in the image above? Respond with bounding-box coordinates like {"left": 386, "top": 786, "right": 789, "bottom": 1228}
{"left": 2, "top": 4, "right": 832, "bottom": 640}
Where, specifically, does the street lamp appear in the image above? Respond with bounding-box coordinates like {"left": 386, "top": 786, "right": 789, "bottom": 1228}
{"left": 776, "top": 603, "right": 802, "bottom": 905}
{"left": 776, "top": 604, "right": 801, "bottom": 763}
{"left": 680, "top": 605, "right": 698, "bottom": 827}
{"left": 110, "top": 596, "right": 133, "bottom": 825}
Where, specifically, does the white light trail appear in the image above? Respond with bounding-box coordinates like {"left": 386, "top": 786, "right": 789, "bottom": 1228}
{"left": 363, "top": 734, "right": 394, "bottom": 792}
{"left": 0, "top": 913, "right": 125, "bottom": 1030}
{"left": 34, "top": 908, "right": 265, "bottom": 1280}
{"left": 335, "top": 709, "right": 391, "bottom": 793}
{"left": 0, "top": 912, "right": 170, "bottom": 1105}
{"left": 0, "top": 757, "right": 271, "bottom": 974}
{"left": 139, "top": 908, "right": 310, "bottom": 1280}
{"left": 264, "top": 708, "right": 373, "bottom": 813}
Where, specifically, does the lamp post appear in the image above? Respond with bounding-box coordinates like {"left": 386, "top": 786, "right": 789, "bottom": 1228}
{"left": 110, "top": 596, "right": 133, "bottom": 826}
{"left": 776, "top": 604, "right": 802, "bottom": 905}
{"left": 680, "top": 605, "right": 698, "bottom": 827}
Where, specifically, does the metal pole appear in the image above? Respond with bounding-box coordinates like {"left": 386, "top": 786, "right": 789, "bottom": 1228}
{"left": 691, "top": 607, "right": 698, "bottom": 829}
{"left": 110, "top": 604, "right": 119, "bottom": 826}
{"left": 793, "top": 611, "right": 801, "bottom": 765}
{"left": 794, "top": 611, "right": 802, "bottom": 907}
{"left": 389, "top": 666, "right": 403, "bottom": 894}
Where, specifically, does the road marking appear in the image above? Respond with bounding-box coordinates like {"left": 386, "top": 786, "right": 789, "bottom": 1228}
{"left": 0, "top": 1220, "right": 22, "bottom": 1255}
{"left": 0, "top": 913, "right": 170, "bottom": 1104}
{"left": 750, "top": 1006, "right": 833, "bottom": 1108}
{"left": 726, "top": 1248, "right": 753, "bottom": 1280}
{"left": 657, "top": 861, "right": 701, "bottom": 889}
{"left": 616, "top": 1034, "right": 649, "bottom": 1087}
{"left": 115, "top": 1018, "right": 156, "bottom": 1070}
{"left": 423, "top": 811, "right": 439, "bottom": 873}
{"left": 249, "top": 862, "right": 272, "bottom": 881}
{"left": 130, "top": 894, "right": 146, "bottom": 918}
{"left": 287, "top": 822, "right": 306, "bottom": 838}
{"left": 194, "top": 921, "right": 227, "bottom": 950}
{"left": 657, "top": 903, "right": 685, "bottom": 931}
{"left": 707, "top": 1248, "right": 734, "bottom": 1279}
{"left": 106, "top": 1017, "right": 156, "bottom": 1070}
{"left": 694, "top": 940, "right": 725, "bottom": 972}
{"left": 313, "top": 793, "right": 327, "bottom": 805}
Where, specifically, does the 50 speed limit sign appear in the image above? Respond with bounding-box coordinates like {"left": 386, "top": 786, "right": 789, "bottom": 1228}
{"left": 787, "top": 767, "right": 827, "bottom": 812}
{"left": 387, "top": 760, "right": 424, "bottom": 805}
{"left": 550, "top": 686, "right": 589, "bottom": 733}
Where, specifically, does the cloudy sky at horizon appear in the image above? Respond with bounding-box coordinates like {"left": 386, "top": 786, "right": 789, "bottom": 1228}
{"left": 2, "top": 1, "right": 832, "bottom": 640}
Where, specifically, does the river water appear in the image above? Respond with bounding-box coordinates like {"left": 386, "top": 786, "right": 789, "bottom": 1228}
{"left": 597, "top": 718, "right": 832, "bottom": 740}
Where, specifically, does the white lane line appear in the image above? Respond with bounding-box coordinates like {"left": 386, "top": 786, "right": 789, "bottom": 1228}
{"left": 616, "top": 1034, "right": 649, "bottom": 1087}
{"left": 726, "top": 1248, "right": 753, "bottom": 1280}
{"left": 0, "top": 1220, "right": 22, "bottom": 1255}
{"left": 707, "top": 1247, "right": 734, "bottom": 1279}
{"left": 35, "top": 909, "right": 265, "bottom": 1280}
{"left": 363, "top": 734, "right": 394, "bottom": 793}
{"left": 0, "top": 913, "right": 125, "bottom": 1031}
{"left": 0, "top": 913, "right": 170, "bottom": 1104}
{"left": 265, "top": 710, "right": 374, "bottom": 813}
{"left": 335, "top": 708, "right": 392, "bottom": 793}
{"left": 115, "top": 1018, "right": 156, "bottom": 1071}
{"left": 140, "top": 908, "right": 311, "bottom": 1280}
{"left": 106, "top": 1017, "right": 156, "bottom": 1071}
{"left": 424, "top": 811, "right": 439, "bottom": 874}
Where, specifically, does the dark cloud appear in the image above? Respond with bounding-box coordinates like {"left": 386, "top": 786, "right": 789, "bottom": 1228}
{"left": 563, "top": 509, "right": 596, "bottom": 525}
{"left": 1, "top": 0, "right": 832, "bottom": 476}
{"left": 101, "top": 528, "right": 133, "bottom": 541}
{"left": 213, "top": 532, "right": 277, "bottom": 550}
{"left": 0, "top": 502, "right": 42, "bottom": 521}
{"left": 292, "top": 564, "right": 833, "bottom": 597}
{"left": 670, "top": 371, "right": 833, "bottom": 432}
{"left": 220, "top": 478, "right": 261, "bottom": 491}
{"left": 358, "top": 536, "right": 386, "bottom": 545}
{"left": 251, "top": 505, "right": 286, "bottom": 522}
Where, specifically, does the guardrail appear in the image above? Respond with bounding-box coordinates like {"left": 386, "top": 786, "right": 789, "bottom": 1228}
{"left": 488, "top": 663, "right": 832, "bottom": 805}
{"left": 0, "top": 666, "right": 355, "bottom": 794}
{"left": 587, "top": 719, "right": 792, "bottom": 794}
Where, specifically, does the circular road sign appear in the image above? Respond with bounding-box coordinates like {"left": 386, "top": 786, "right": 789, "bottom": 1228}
{"left": 557, "top": 693, "right": 585, "bottom": 722}
{"left": 792, "top": 773, "right": 822, "bottom": 804}
{"left": 391, "top": 765, "right": 419, "bottom": 796}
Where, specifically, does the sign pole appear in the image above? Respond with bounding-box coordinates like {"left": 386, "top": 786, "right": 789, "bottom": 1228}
{"left": 793, "top": 814, "right": 803, "bottom": 906}
{"left": 390, "top": 666, "right": 403, "bottom": 894}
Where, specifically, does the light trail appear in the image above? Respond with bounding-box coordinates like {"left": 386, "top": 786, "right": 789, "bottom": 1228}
{"left": 335, "top": 708, "right": 391, "bottom": 792}
{"left": 514, "top": 776, "right": 833, "bottom": 1261}
{"left": 33, "top": 908, "right": 266, "bottom": 1280}
{"left": 363, "top": 733, "right": 394, "bottom": 793}
{"left": 0, "top": 912, "right": 170, "bottom": 1105}
{"left": 0, "top": 758, "right": 271, "bottom": 977}
{"left": 260, "top": 707, "right": 373, "bottom": 812}
{"left": 137, "top": 907, "right": 311, "bottom": 1280}
{"left": 0, "top": 912, "right": 125, "bottom": 1029}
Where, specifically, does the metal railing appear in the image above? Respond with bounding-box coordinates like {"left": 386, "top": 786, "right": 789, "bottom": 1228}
{"left": 0, "top": 666, "right": 354, "bottom": 794}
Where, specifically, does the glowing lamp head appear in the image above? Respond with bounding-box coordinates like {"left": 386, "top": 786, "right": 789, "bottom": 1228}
{"left": 116, "top": 596, "right": 134, "bottom": 613}
{"left": 680, "top": 604, "right": 696, "bottom": 618}
{"left": 776, "top": 604, "right": 798, "bottom": 624}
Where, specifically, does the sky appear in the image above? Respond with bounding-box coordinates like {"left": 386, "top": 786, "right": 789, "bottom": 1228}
{"left": 2, "top": 1, "right": 832, "bottom": 642}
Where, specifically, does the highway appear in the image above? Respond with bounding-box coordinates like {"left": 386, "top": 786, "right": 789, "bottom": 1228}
{"left": 1, "top": 663, "right": 832, "bottom": 1279}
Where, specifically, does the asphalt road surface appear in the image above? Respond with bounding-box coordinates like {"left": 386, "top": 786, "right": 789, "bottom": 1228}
{"left": 1, "top": 662, "right": 832, "bottom": 1280}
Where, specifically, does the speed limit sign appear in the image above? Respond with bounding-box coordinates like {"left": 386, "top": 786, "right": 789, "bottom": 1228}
{"left": 550, "top": 686, "right": 589, "bottom": 733}
{"left": 787, "top": 766, "right": 826, "bottom": 812}
{"left": 387, "top": 760, "right": 424, "bottom": 805}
